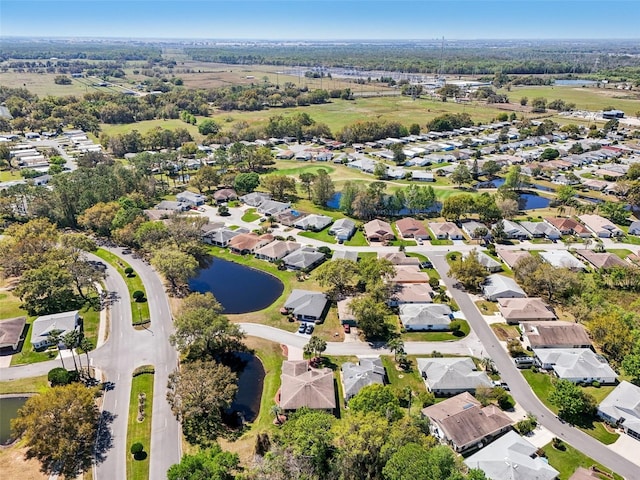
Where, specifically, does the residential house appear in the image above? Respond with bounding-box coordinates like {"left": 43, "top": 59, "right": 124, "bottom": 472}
{"left": 597, "top": 381, "right": 640, "bottom": 440}
{"left": 0, "top": 316, "right": 26, "bottom": 350}
{"left": 417, "top": 357, "right": 493, "bottom": 395}
{"left": 575, "top": 250, "right": 628, "bottom": 270}
{"left": 520, "top": 221, "right": 562, "bottom": 240}
{"left": 293, "top": 214, "right": 332, "bottom": 232}
{"left": 428, "top": 222, "right": 464, "bottom": 240}
{"left": 240, "top": 191, "right": 271, "bottom": 207}
{"left": 391, "top": 265, "right": 430, "bottom": 284}
{"left": 482, "top": 274, "right": 526, "bottom": 301}
{"left": 284, "top": 290, "right": 328, "bottom": 322}
{"left": 212, "top": 188, "right": 238, "bottom": 203}
{"left": 395, "top": 218, "right": 430, "bottom": 240}
{"left": 544, "top": 217, "right": 591, "bottom": 238}
{"left": 578, "top": 214, "right": 623, "bottom": 238}
{"left": 629, "top": 221, "right": 640, "bottom": 236}
{"left": 275, "top": 149, "right": 295, "bottom": 159}
{"left": 399, "top": 304, "right": 452, "bottom": 331}
{"left": 176, "top": 190, "right": 206, "bottom": 207}
{"left": 539, "top": 250, "right": 587, "bottom": 271}
{"left": 274, "top": 210, "right": 308, "bottom": 227}
{"left": 521, "top": 321, "right": 591, "bottom": 349}
{"left": 258, "top": 200, "right": 291, "bottom": 216}
{"left": 379, "top": 252, "right": 421, "bottom": 267}
{"left": 466, "top": 251, "right": 502, "bottom": 273}
{"left": 279, "top": 360, "right": 336, "bottom": 411}
{"left": 533, "top": 348, "right": 618, "bottom": 384}
{"left": 363, "top": 219, "right": 395, "bottom": 242}
{"left": 337, "top": 297, "right": 356, "bottom": 325}
{"left": 498, "top": 298, "right": 556, "bottom": 324}
{"left": 154, "top": 200, "right": 188, "bottom": 212}
{"left": 254, "top": 240, "right": 300, "bottom": 262}
{"left": 461, "top": 220, "right": 488, "bottom": 239}
{"left": 228, "top": 233, "right": 274, "bottom": 255}
{"left": 464, "top": 430, "right": 559, "bottom": 480}
{"left": 422, "top": 392, "right": 512, "bottom": 453}
{"left": 388, "top": 283, "right": 434, "bottom": 306}
{"left": 496, "top": 249, "right": 532, "bottom": 270}
{"left": 501, "top": 220, "right": 530, "bottom": 240}
{"left": 332, "top": 250, "right": 358, "bottom": 262}
{"left": 31, "top": 311, "right": 81, "bottom": 349}
{"left": 411, "top": 170, "right": 435, "bottom": 182}
{"left": 329, "top": 218, "right": 356, "bottom": 241}
{"left": 342, "top": 358, "right": 386, "bottom": 402}
{"left": 204, "top": 227, "right": 247, "bottom": 247}
{"left": 200, "top": 222, "right": 225, "bottom": 238}
{"left": 282, "top": 247, "right": 325, "bottom": 271}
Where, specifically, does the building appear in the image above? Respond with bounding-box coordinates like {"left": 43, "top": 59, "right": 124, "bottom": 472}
{"left": 628, "top": 221, "right": 640, "bottom": 236}
{"left": 378, "top": 251, "right": 421, "bottom": 267}
{"left": 341, "top": 358, "right": 386, "bottom": 402}
{"left": 388, "top": 283, "right": 434, "bottom": 306}
{"left": 578, "top": 214, "right": 623, "bottom": 238}
{"left": 501, "top": 220, "right": 531, "bottom": 240}
{"left": 395, "top": 218, "right": 430, "bottom": 240}
{"left": 203, "top": 227, "right": 246, "bottom": 247}
{"left": 498, "top": 298, "right": 556, "bottom": 324}
{"left": 520, "top": 221, "right": 562, "bottom": 240}
{"left": 329, "top": 218, "right": 356, "bottom": 241}
{"left": 279, "top": 360, "right": 336, "bottom": 411}
{"left": 576, "top": 250, "right": 628, "bottom": 270}
{"left": 337, "top": 297, "right": 356, "bottom": 325}
{"left": 521, "top": 321, "right": 591, "bottom": 349}
{"left": 154, "top": 200, "right": 188, "bottom": 212}
{"left": 332, "top": 250, "right": 358, "bottom": 262}
{"left": 391, "top": 265, "right": 430, "bottom": 284}
{"left": 461, "top": 220, "right": 488, "bottom": 239}
{"left": 176, "top": 190, "right": 206, "bottom": 207}
{"left": 421, "top": 392, "right": 512, "bottom": 453}
{"left": 229, "top": 233, "right": 274, "bottom": 254}
{"left": 293, "top": 214, "right": 332, "bottom": 232}
{"left": 544, "top": 217, "right": 591, "bottom": 238}
{"left": 284, "top": 290, "right": 328, "bottom": 322}
{"left": 212, "top": 188, "right": 238, "bottom": 203}
{"left": 539, "top": 250, "right": 587, "bottom": 271}
{"left": 0, "top": 316, "right": 26, "bottom": 350}
{"left": 533, "top": 348, "right": 618, "bottom": 384}
{"left": 597, "top": 381, "right": 640, "bottom": 440}
{"left": 363, "top": 219, "right": 395, "bottom": 242}
{"left": 466, "top": 250, "right": 502, "bottom": 273}
{"left": 464, "top": 430, "right": 559, "bottom": 480}
{"left": 258, "top": 200, "right": 291, "bottom": 216}
{"left": 254, "top": 240, "right": 300, "bottom": 262}
{"left": 482, "top": 274, "right": 526, "bottom": 301}
{"left": 31, "top": 311, "right": 81, "bottom": 349}
{"left": 282, "top": 247, "right": 325, "bottom": 271}
{"left": 399, "top": 304, "right": 452, "bottom": 331}
{"left": 240, "top": 191, "right": 271, "bottom": 207}
{"left": 496, "top": 249, "right": 532, "bottom": 270}
{"left": 417, "top": 357, "right": 493, "bottom": 395}
{"left": 428, "top": 222, "right": 464, "bottom": 240}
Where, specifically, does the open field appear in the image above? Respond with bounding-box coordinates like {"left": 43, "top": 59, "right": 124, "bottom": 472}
{"left": 0, "top": 375, "right": 48, "bottom": 395}
{"left": 0, "top": 445, "right": 48, "bottom": 480}
{"left": 100, "top": 118, "right": 202, "bottom": 141}
{"left": 0, "top": 71, "right": 116, "bottom": 97}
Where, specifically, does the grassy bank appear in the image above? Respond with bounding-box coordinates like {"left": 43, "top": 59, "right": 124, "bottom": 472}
{"left": 0, "top": 375, "right": 49, "bottom": 395}
{"left": 126, "top": 369, "right": 154, "bottom": 480}
{"left": 542, "top": 441, "right": 622, "bottom": 480}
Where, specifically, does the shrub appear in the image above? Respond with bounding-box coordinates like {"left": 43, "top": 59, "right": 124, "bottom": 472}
{"left": 124, "top": 267, "right": 134, "bottom": 277}
{"left": 591, "top": 380, "right": 600, "bottom": 388}
{"left": 449, "top": 320, "right": 464, "bottom": 335}
{"left": 132, "top": 290, "right": 145, "bottom": 302}
{"left": 417, "top": 391, "right": 436, "bottom": 408}
{"left": 132, "top": 365, "right": 155, "bottom": 376}
{"left": 130, "top": 442, "right": 144, "bottom": 455}
{"left": 48, "top": 367, "right": 71, "bottom": 386}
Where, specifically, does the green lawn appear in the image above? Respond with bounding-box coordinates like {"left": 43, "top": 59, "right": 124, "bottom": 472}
{"left": 542, "top": 441, "right": 623, "bottom": 480}
{"left": 299, "top": 228, "right": 337, "bottom": 244}
{"left": 241, "top": 208, "right": 261, "bottom": 222}
{"left": 606, "top": 248, "right": 633, "bottom": 259}
{"left": 94, "top": 249, "right": 150, "bottom": 325}
{"left": 275, "top": 164, "right": 336, "bottom": 176}
{"left": 345, "top": 229, "right": 368, "bottom": 246}
{"left": 389, "top": 239, "right": 417, "bottom": 247}
{"left": 381, "top": 355, "right": 427, "bottom": 416}
{"left": 401, "top": 320, "right": 470, "bottom": 342}
{"left": 475, "top": 300, "right": 499, "bottom": 315}
{"left": 430, "top": 239, "right": 454, "bottom": 246}
{"left": 126, "top": 371, "right": 154, "bottom": 480}
{"left": 0, "top": 291, "right": 26, "bottom": 319}
{"left": 0, "top": 375, "right": 49, "bottom": 395}
{"left": 621, "top": 235, "right": 640, "bottom": 245}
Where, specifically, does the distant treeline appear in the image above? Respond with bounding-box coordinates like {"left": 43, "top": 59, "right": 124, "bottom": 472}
{"left": 0, "top": 42, "right": 161, "bottom": 61}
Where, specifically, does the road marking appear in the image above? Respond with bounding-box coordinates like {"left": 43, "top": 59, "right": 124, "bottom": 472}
{"left": 114, "top": 400, "right": 117, "bottom": 408}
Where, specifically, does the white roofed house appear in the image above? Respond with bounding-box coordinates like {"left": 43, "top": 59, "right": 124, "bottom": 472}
{"left": 293, "top": 214, "right": 332, "bottom": 232}
{"left": 461, "top": 220, "right": 488, "bottom": 239}
{"left": 399, "top": 304, "right": 452, "bottom": 331}
{"left": 254, "top": 240, "right": 300, "bottom": 262}
{"left": 282, "top": 247, "right": 326, "bottom": 271}
{"left": 465, "top": 250, "right": 502, "bottom": 273}
{"left": 240, "top": 191, "right": 271, "bottom": 207}
{"left": 501, "top": 220, "right": 530, "bottom": 240}
{"left": 539, "top": 250, "right": 587, "bottom": 271}
{"left": 258, "top": 200, "right": 291, "bottom": 216}
{"left": 519, "top": 221, "right": 562, "bottom": 240}
{"left": 341, "top": 358, "right": 386, "bottom": 402}
{"left": 533, "top": 348, "right": 618, "bottom": 384}
{"left": 578, "top": 214, "right": 623, "bottom": 238}
{"left": 597, "top": 381, "right": 640, "bottom": 440}
{"left": 428, "top": 222, "right": 464, "bottom": 240}
{"left": 417, "top": 357, "right": 492, "bottom": 395}
{"left": 328, "top": 218, "right": 356, "bottom": 241}
{"left": 482, "top": 274, "right": 526, "bottom": 301}
{"left": 31, "top": 311, "right": 81, "bottom": 350}
{"left": 176, "top": 190, "right": 206, "bottom": 207}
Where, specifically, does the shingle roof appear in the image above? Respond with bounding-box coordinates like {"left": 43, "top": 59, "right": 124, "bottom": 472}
{"left": 483, "top": 274, "right": 526, "bottom": 300}
{"left": 576, "top": 251, "right": 627, "bottom": 270}
{"left": 280, "top": 360, "right": 336, "bottom": 410}
{"left": 284, "top": 289, "right": 327, "bottom": 318}
{"left": 342, "top": 358, "right": 386, "bottom": 400}
{"left": 0, "top": 316, "right": 26, "bottom": 349}
{"left": 399, "top": 304, "right": 452, "bottom": 328}
{"left": 498, "top": 298, "right": 556, "bottom": 322}
{"left": 417, "top": 357, "right": 492, "bottom": 392}
{"left": 534, "top": 348, "right": 617, "bottom": 381}
{"left": 598, "top": 381, "right": 640, "bottom": 430}
{"left": 521, "top": 321, "right": 590, "bottom": 348}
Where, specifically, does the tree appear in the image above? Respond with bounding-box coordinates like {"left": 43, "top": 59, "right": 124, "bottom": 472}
{"left": 11, "top": 383, "right": 100, "bottom": 478}
{"left": 299, "top": 172, "right": 317, "bottom": 200}
{"left": 387, "top": 337, "right": 405, "bottom": 362}
{"left": 556, "top": 185, "right": 577, "bottom": 205}
{"left": 48, "top": 367, "right": 74, "bottom": 386}
{"left": 339, "top": 181, "right": 360, "bottom": 215}
{"left": 311, "top": 169, "right": 335, "bottom": 206}
{"left": 373, "top": 161, "right": 387, "bottom": 179}
{"left": 504, "top": 165, "right": 524, "bottom": 191}
{"left": 441, "top": 194, "right": 473, "bottom": 221}
{"left": 261, "top": 175, "right": 297, "bottom": 201}
{"left": 14, "top": 260, "right": 79, "bottom": 316}
{"left": 198, "top": 119, "right": 221, "bottom": 136}
{"left": 383, "top": 443, "right": 469, "bottom": 480}
{"left": 348, "top": 384, "right": 402, "bottom": 421}
{"left": 167, "top": 444, "right": 240, "bottom": 480}
{"left": 78, "top": 201, "right": 121, "bottom": 236}
{"left": 531, "top": 97, "right": 547, "bottom": 113}
{"left": 622, "top": 349, "right": 640, "bottom": 384}
{"left": 448, "top": 249, "right": 488, "bottom": 292}
{"left": 349, "top": 294, "right": 392, "bottom": 340}
{"left": 314, "top": 259, "right": 359, "bottom": 298}
{"left": 233, "top": 172, "right": 260, "bottom": 194}
{"left": 151, "top": 247, "right": 198, "bottom": 291}
{"left": 540, "top": 148, "right": 560, "bottom": 160}
{"left": 358, "top": 256, "right": 395, "bottom": 292}
{"left": 496, "top": 197, "right": 519, "bottom": 219}
{"left": 170, "top": 292, "right": 246, "bottom": 360}
{"left": 405, "top": 184, "right": 436, "bottom": 214}
{"left": 450, "top": 164, "right": 472, "bottom": 188}
{"left": 483, "top": 159, "right": 501, "bottom": 177}
{"left": 304, "top": 335, "right": 327, "bottom": 359}
{"left": 390, "top": 143, "right": 406, "bottom": 165}
{"left": 167, "top": 360, "right": 238, "bottom": 446}
{"left": 549, "top": 379, "right": 597, "bottom": 423}
{"left": 491, "top": 219, "right": 508, "bottom": 243}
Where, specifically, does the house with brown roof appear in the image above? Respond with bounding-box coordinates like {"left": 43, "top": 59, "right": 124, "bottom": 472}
{"left": 428, "top": 222, "right": 464, "bottom": 240}
{"left": 421, "top": 392, "right": 512, "bottom": 453}
{"left": 391, "top": 265, "right": 430, "bottom": 284}
{"left": 496, "top": 249, "right": 533, "bottom": 270}
{"left": 378, "top": 251, "right": 421, "bottom": 266}
{"left": 544, "top": 217, "right": 591, "bottom": 238}
{"left": 578, "top": 214, "right": 623, "bottom": 238}
{"left": 212, "top": 188, "right": 238, "bottom": 203}
{"left": 0, "top": 316, "right": 26, "bottom": 350}
{"left": 395, "top": 218, "right": 430, "bottom": 240}
{"left": 498, "top": 298, "right": 556, "bottom": 324}
{"left": 363, "top": 219, "right": 395, "bottom": 242}
{"left": 575, "top": 250, "right": 628, "bottom": 270}
{"left": 228, "top": 233, "right": 274, "bottom": 255}
{"left": 279, "top": 360, "right": 336, "bottom": 412}
{"left": 254, "top": 240, "right": 300, "bottom": 262}
{"left": 521, "top": 321, "right": 591, "bottom": 349}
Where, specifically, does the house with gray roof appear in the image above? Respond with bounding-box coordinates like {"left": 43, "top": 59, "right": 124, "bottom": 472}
{"left": 533, "top": 348, "right": 617, "bottom": 384}
{"left": 284, "top": 289, "right": 328, "bottom": 322}
{"left": 575, "top": 250, "right": 628, "bottom": 270}
{"left": 465, "top": 250, "right": 502, "bottom": 272}
{"left": 203, "top": 227, "right": 247, "bottom": 247}
{"left": 0, "top": 316, "right": 26, "bottom": 350}
{"left": 258, "top": 199, "right": 291, "bottom": 216}
{"left": 520, "top": 221, "right": 562, "bottom": 240}
{"left": 329, "top": 218, "right": 356, "bottom": 241}
{"left": 539, "top": 250, "right": 587, "bottom": 271}
{"left": 255, "top": 240, "right": 300, "bottom": 262}
{"left": 399, "top": 304, "right": 452, "bottom": 331}
{"left": 521, "top": 321, "right": 590, "bottom": 349}
{"left": 176, "top": 190, "right": 206, "bottom": 206}
{"left": 461, "top": 220, "right": 488, "bottom": 239}
{"left": 417, "top": 357, "right": 492, "bottom": 395}
{"left": 332, "top": 250, "right": 358, "bottom": 262}
{"left": 31, "top": 311, "right": 81, "bottom": 349}
{"left": 282, "top": 247, "right": 325, "bottom": 271}
{"left": 464, "top": 430, "right": 559, "bottom": 480}
{"left": 240, "top": 191, "right": 271, "bottom": 207}
{"left": 341, "top": 358, "right": 386, "bottom": 402}
{"left": 629, "top": 221, "right": 640, "bottom": 236}
{"left": 482, "top": 274, "right": 526, "bottom": 301}
{"left": 155, "top": 200, "right": 188, "bottom": 212}
{"left": 501, "top": 220, "right": 531, "bottom": 240}
{"left": 293, "top": 214, "right": 332, "bottom": 232}
{"left": 597, "top": 381, "right": 640, "bottom": 440}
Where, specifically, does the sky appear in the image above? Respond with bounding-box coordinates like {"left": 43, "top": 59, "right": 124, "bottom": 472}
{"left": 1, "top": 0, "right": 639, "bottom": 40}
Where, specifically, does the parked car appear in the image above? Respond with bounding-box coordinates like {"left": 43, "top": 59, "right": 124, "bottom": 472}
{"left": 343, "top": 324, "right": 351, "bottom": 333}
{"left": 514, "top": 357, "right": 534, "bottom": 368}
{"left": 122, "top": 249, "right": 132, "bottom": 255}
{"left": 298, "top": 323, "right": 307, "bottom": 334}
{"left": 305, "top": 323, "right": 314, "bottom": 335}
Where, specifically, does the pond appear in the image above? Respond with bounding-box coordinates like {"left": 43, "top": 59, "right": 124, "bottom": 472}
{"left": 327, "top": 192, "right": 342, "bottom": 209}
{"left": 477, "top": 178, "right": 506, "bottom": 189}
{"left": 519, "top": 193, "right": 551, "bottom": 210}
{"left": 189, "top": 258, "right": 284, "bottom": 314}
{"left": 227, "top": 353, "right": 265, "bottom": 424}
{"left": 554, "top": 79, "right": 599, "bottom": 86}
{"left": 0, "top": 396, "right": 28, "bottom": 445}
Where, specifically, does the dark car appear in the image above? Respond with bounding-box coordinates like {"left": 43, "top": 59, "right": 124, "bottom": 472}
{"left": 298, "top": 323, "right": 307, "bottom": 334}
{"left": 420, "top": 261, "right": 433, "bottom": 269}
{"left": 122, "top": 249, "right": 132, "bottom": 255}
{"left": 343, "top": 324, "right": 351, "bottom": 334}
{"left": 305, "top": 323, "right": 314, "bottom": 335}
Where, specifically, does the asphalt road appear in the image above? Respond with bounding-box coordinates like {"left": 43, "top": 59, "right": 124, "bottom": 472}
{"left": 430, "top": 253, "right": 639, "bottom": 480}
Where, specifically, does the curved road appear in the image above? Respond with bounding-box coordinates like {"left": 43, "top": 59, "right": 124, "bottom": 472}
{"left": 430, "top": 253, "right": 638, "bottom": 480}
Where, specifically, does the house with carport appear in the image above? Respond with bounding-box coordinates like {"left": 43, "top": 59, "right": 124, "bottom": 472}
{"left": 417, "top": 357, "right": 492, "bottom": 395}
{"left": 284, "top": 289, "right": 328, "bottom": 322}
{"left": 597, "top": 381, "right": 640, "bottom": 440}
{"left": 533, "top": 348, "right": 617, "bottom": 384}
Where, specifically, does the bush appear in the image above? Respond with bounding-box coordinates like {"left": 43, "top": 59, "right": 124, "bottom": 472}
{"left": 130, "top": 442, "right": 144, "bottom": 455}
{"left": 132, "top": 290, "right": 145, "bottom": 302}
{"left": 124, "top": 267, "right": 134, "bottom": 277}
{"left": 449, "top": 320, "right": 464, "bottom": 335}
{"left": 591, "top": 380, "right": 600, "bottom": 388}
{"left": 417, "top": 391, "right": 436, "bottom": 408}
{"left": 48, "top": 367, "right": 71, "bottom": 386}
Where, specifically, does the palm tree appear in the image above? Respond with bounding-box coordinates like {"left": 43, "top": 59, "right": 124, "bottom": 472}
{"left": 47, "top": 331, "right": 66, "bottom": 369}
{"left": 78, "top": 338, "right": 94, "bottom": 377}
{"left": 387, "top": 337, "right": 405, "bottom": 362}
{"left": 62, "top": 331, "right": 80, "bottom": 372}
{"left": 270, "top": 405, "right": 283, "bottom": 425}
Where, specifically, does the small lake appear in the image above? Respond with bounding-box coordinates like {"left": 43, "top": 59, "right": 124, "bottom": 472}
{"left": 228, "top": 353, "right": 265, "bottom": 423}
{"left": 0, "top": 396, "right": 28, "bottom": 445}
{"left": 189, "top": 258, "right": 284, "bottom": 314}
{"left": 477, "top": 178, "right": 506, "bottom": 189}
{"left": 519, "top": 193, "right": 551, "bottom": 210}
{"left": 327, "top": 192, "right": 341, "bottom": 209}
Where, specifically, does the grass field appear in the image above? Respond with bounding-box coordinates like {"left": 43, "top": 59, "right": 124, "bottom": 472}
{"left": 401, "top": 319, "right": 470, "bottom": 342}
{"left": 126, "top": 370, "right": 154, "bottom": 480}
{"left": 0, "top": 290, "right": 26, "bottom": 319}
{"left": 299, "top": 228, "right": 337, "bottom": 244}
{"left": 241, "top": 208, "right": 261, "bottom": 222}
{"left": 542, "top": 441, "right": 623, "bottom": 480}
{"left": 0, "top": 375, "right": 49, "bottom": 395}
{"left": 0, "top": 71, "right": 115, "bottom": 97}
{"left": 100, "top": 118, "right": 202, "bottom": 141}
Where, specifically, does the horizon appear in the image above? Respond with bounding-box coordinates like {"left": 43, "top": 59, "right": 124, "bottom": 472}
{"left": 2, "top": 1, "right": 639, "bottom": 41}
